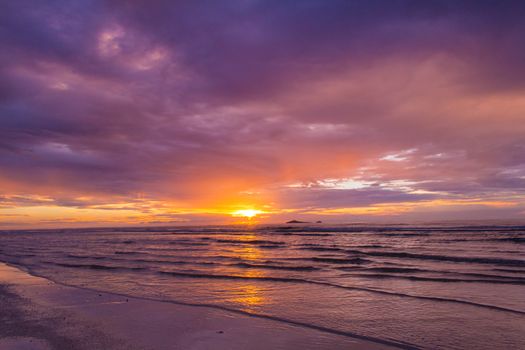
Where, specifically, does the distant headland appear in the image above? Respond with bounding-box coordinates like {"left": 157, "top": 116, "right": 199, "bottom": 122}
{"left": 285, "top": 220, "right": 322, "bottom": 224}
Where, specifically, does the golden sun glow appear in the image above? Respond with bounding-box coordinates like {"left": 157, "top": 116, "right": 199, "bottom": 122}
{"left": 232, "top": 209, "right": 263, "bottom": 218}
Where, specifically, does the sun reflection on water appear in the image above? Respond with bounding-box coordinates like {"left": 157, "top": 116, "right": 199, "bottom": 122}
{"left": 232, "top": 284, "right": 264, "bottom": 309}
{"left": 224, "top": 232, "right": 267, "bottom": 311}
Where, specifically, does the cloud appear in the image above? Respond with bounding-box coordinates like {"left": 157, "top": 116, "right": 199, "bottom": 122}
{"left": 1, "top": 1, "right": 524, "bottom": 226}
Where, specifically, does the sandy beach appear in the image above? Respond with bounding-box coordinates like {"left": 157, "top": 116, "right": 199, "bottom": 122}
{"left": 0, "top": 262, "right": 398, "bottom": 350}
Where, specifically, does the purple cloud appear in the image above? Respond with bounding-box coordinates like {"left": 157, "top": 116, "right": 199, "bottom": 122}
{"left": 1, "top": 1, "right": 524, "bottom": 225}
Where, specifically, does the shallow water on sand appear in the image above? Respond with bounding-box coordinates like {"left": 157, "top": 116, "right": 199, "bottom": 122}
{"left": 1, "top": 224, "right": 524, "bottom": 349}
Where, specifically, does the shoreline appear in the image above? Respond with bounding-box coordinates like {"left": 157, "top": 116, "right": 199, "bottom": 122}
{"left": 0, "top": 262, "right": 401, "bottom": 350}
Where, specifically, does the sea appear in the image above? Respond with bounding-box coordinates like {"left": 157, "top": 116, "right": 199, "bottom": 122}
{"left": 0, "top": 224, "right": 524, "bottom": 349}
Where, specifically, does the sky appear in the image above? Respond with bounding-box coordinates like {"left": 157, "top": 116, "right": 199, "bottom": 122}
{"left": 1, "top": 0, "right": 525, "bottom": 228}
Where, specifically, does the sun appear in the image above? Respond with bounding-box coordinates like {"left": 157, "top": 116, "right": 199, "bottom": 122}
{"left": 232, "top": 209, "right": 263, "bottom": 218}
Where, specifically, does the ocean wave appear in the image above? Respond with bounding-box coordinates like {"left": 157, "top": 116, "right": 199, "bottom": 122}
{"left": 67, "top": 254, "right": 107, "bottom": 260}
{"left": 493, "top": 268, "right": 525, "bottom": 274}
{"left": 348, "top": 273, "right": 525, "bottom": 285}
{"left": 214, "top": 239, "right": 286, "bottom": 245}
{"left": 346, "top": 250, "right": 525, "bottom": 267}
{"left": 0, "top": 252, "right": 36, "bottom": 258}
{"left": 361, "top": 267, "right": 426, "bottom": 273}
{"left": 168, "top": 241, "right": 209, "bottom": 246}
{"left": 48, "top": 262, "right": 146, "bottom": 271}
{"left": 159, "top": 270, "right": 302, "bottom": 283}
{"left": 355, "top": 267, "right": 525, "bottom": 281}
{"left": 490, "top": 237, "right": 525, "bottom": 244}
{"left": 264, "top": 225, "right": 525, "bottom": 234}
{"left": 281, "top": 233, "right": 333, "bottom": 237}
{"left": 234, "top": 262, "right": 319, "bottom": 271}
{"left": 298, "top": 246, "right": 344, "bottom": 252}
{"left": 310, "top": 257, "right": 371, "bottom": 264}
{"left": 157, "top": 270, "right": 525, "bottom": 315}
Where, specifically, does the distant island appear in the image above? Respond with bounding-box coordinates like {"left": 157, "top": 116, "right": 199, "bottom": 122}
{"left": 285, "top": 220, "right": 322, "bottom": 224}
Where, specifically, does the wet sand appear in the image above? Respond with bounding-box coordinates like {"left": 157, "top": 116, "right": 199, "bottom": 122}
{"left": 0, "top": 263, "right": 398, "bottom": 350}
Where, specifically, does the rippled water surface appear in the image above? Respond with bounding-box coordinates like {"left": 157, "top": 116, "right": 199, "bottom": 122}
{"left": 1, "top": 224, "right": 524, "bottom": 349}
